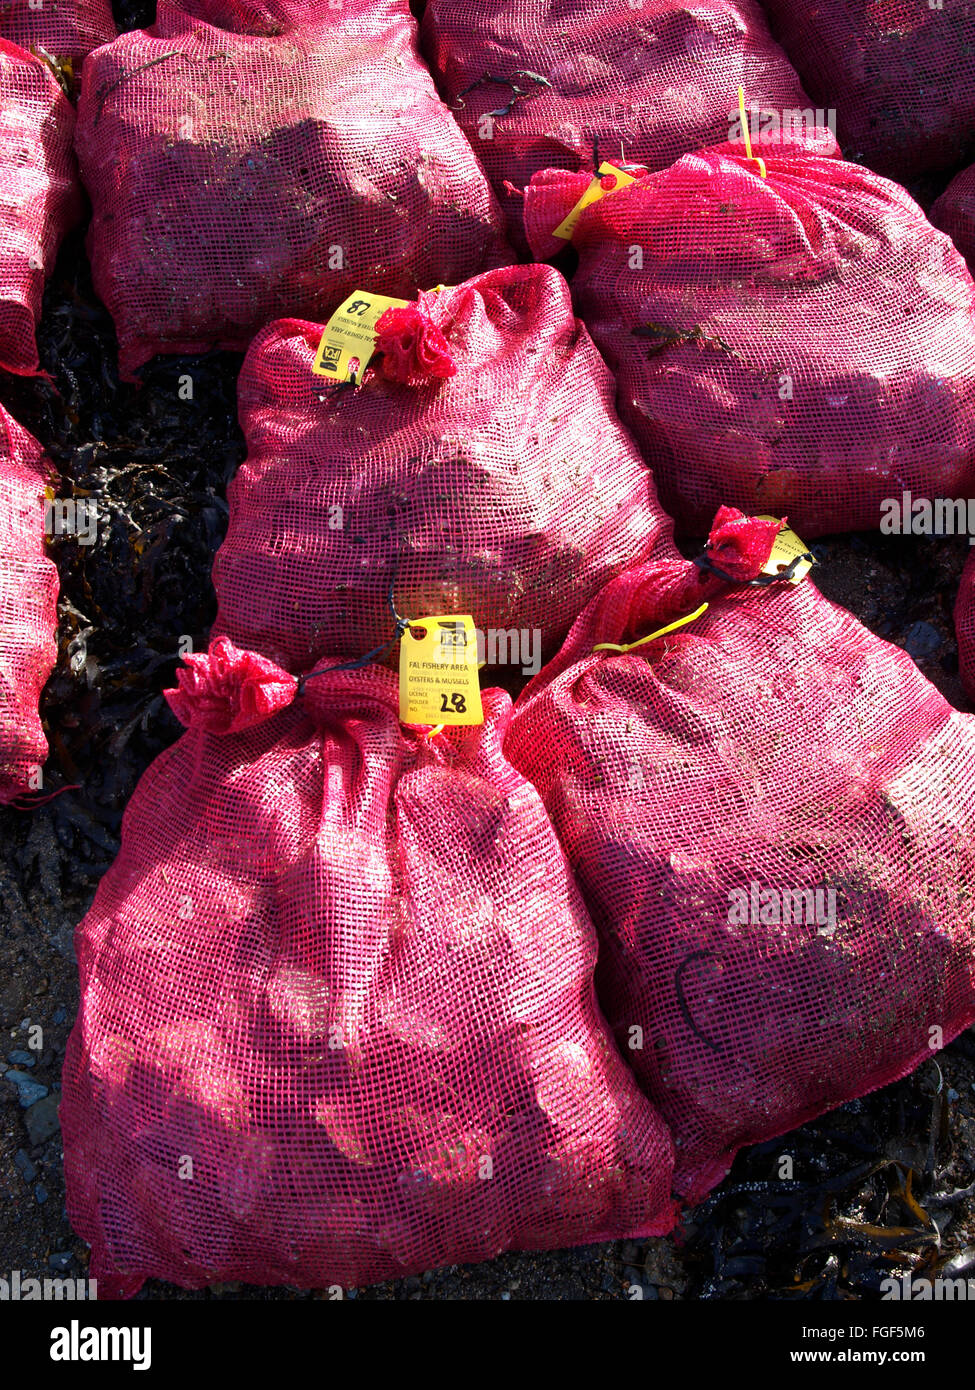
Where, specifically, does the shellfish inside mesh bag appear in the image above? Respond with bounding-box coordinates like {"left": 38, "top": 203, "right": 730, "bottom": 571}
{"left": 522, "top": 148, "right": 975, "bottom": 538}
{"left": 60, "top": 641, "right": 677, "bottom": 1296}
{"left": 0, "top": 0, "right": 115, "bottom": 62}
{"left": 418, "top": 0, "right": 834, "bottom": 250}
{"left": 0, "top": 38, "right": 82, "bottom": 376}
{"left": 504, "top": 514, "right": 975, "bottom": 1203}
{"left": 73, "top": 0, "right": 511, "bottom": 383}
{"left": 211, "top": 264, "right": 676, "bottom": 675}
{"left": 931, "top": 163, "right": 975, "bottom": 278}
{"left": 758, "top": 0, "right": 975, "bottom": 183}
{"left": 0, "top": 403, "right": 59, "bottom": 803}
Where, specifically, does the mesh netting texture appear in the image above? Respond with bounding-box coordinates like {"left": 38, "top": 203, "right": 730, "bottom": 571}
{"left": 759, "top": 0, "right": 975, "bottom": 182}
{"left": 211, "top": 264, "right": 676, "bottom": 676}
{"left": 932, "top": 163, "right": 975, "bottom": 276}
{"left": 0, "top": 403, "right": 59, "bottom": 804}
{"left": 60, "top": 645, "right": 677, "bottom": 1297}
{"left": 419, "top": 0, "right": 835, "bottom": 250}
{"left": 523, "top": 148, "right": 975, "bottom": 537}
{"left": 955, "top": 549, "right": 975, "bottom": 704}
{"left": 0, "top": 0, "right": 115, "bottom": 62}
{"left": 504, "top": 517, "right": 975, "bottom": 1203}
{"left": 73, "top": 0, "right": 511, "bottom": 382}
{"left": 0, "top": 38, "right": 82, "bottom": 375}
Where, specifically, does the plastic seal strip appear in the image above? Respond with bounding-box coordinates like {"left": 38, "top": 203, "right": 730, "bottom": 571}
{"left": 738, "top": 86, "right": 767, "bottom": 179}
{"left": 592, "top": 602, "right": 709, "bottom": 655}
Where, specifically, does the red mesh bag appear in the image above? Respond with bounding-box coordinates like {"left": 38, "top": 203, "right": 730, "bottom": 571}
{"left": 211, "top": 264, "right": 677, "bottom": 675}
{"left": 932, "top": 163, "right": 975, "bottom": 276}
{"left": 505, "top": 515, "right": 975, "bottom": 1202}
{"left": 0, "top": 0, "right": 114, "bottom": 63}
{"left": 0, "top": 38, "right": 82, "bottom": 376}
{"left": 61, "top": 641, "right": 677, "bottom": 1296}
{"left": 74, "top": 0, "right": 511, "bottom": 382}
{"left": 0, "top": 404, "right": 59, "bottom": 804}
{"left": 955, "top": 549, "right": 975, "bottom": 705}
{"left": 759, "top": 0, "right": 975, "bottom": 182}
{"left": 419, "top": 0, "right": 834, "bottom": 250}
{"left": 523, "top": 149, "right": 975, "bottom": 537}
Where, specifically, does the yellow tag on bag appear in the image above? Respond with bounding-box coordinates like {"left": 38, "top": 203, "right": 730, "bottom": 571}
{"left": 756, "top": 516, "right": 815, "bottom": 585}
{"left": 552, "top": 162, "right": 639, "bottom": 241}
{"left": 399, "top": 615, "right": 484, "bottom": 726}
{"left": 312, "top": 290, "right": 410, "bottom": 382}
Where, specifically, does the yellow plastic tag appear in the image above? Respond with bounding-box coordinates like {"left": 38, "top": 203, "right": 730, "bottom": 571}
{"left": 756, "top": 516, "right": 814, "bottom": 585}
{"left": 312, "top": 290, "right": 410, "bottom": 382}
{"left": 399, "top": 615, "right": 484, "bottom": 727}
{"left": 552, "top": 162, "right": 638, "bottom": 241}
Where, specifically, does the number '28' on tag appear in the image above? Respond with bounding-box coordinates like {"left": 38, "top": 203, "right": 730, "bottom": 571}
{"left": 399, "top": 615, "right": 484, "bottom": 726}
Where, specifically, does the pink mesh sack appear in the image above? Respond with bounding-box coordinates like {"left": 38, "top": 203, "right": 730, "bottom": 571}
{"left": 523, "top": 149, "right": 975, "bottom": 537}
{"left": 955, "top": 549, "right": 975, "bottom": 705}
{"left": 74, "top": 0, "right": 510, "bottom": 382}
{"left": 0, "top": 404, "right": 59, "bottom": 804}
{"left": 0, "top": 0, "right": 115, "bottom": 63}
{"left": 0, "top": 38, "right": 82, "bottom": 376}
{"left": 211, "top": 264, "right": 676, "bottom": 676}
{"left": 505, "top": 513, "right": 975, "bottom": 1203}
{"left": 932, "top": 164, "right": 975, "bottom": 277}
{"left": 759, "top": 0, "right": 975, "bottom": 182}
{"left": 419, "top": 0, "right": 834, "bottom": 250}
{"left": 61, "top": 641, "right": 677, "bottom": 1296}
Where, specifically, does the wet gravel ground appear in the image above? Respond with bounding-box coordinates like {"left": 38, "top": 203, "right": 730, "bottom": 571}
{"left": 1, "top": 0, "right": 974, "bottom": 1302}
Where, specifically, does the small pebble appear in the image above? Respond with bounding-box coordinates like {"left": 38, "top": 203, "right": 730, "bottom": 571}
{"left": 500, "top": 1292, "right": 510, "bottom": 1301}
{"left": 24, "top": 1093, "right": 60, "bottom": 1145}
{"left": 34, "top": 1183, "right": 49, "bottom": 1205}
{"left": 13, "top": 1149, "right": 37, "bottom": 1182}
{"left": 52, "top": 1008, "right": 66, "bottom": 1026}
{"left": 948, "top": 1087, "right": 960, "bottom": 1102}
{"left": 902, "top": 621, "right": 941, "bottom": 660}
{"left": 4, "top": 1072, "right": 48, "bottom": 1107}
{"left": 48, "top": 1252, "right": 73, "bottom": 1272}
{"left": 7, "top": 1050, "right": 35, "bottom": 1067}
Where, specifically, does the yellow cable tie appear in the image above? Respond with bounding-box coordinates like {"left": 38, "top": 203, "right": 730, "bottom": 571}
{"left": 426, "top": 723, "right": 445, "bottom": 739}
{"left": 738, "top": 86, "right": 767, "bottom": 179}
{"left": 592, "top": 601, "right": 709, "bottom": 655}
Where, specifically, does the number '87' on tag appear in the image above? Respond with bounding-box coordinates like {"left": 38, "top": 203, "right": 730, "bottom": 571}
{"left": 399, "top": 615, "right": 484, "bottom": 726}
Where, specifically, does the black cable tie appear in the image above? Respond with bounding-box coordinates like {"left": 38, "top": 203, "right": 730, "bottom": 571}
{"left": 296, "top": 572, "right": 414, "bottom": 697}
{"left": 693, "top": 549, "right": 813, "bottom": 587}
{"left": 674, "top": 950, "right": 724, "bottom": 1055}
